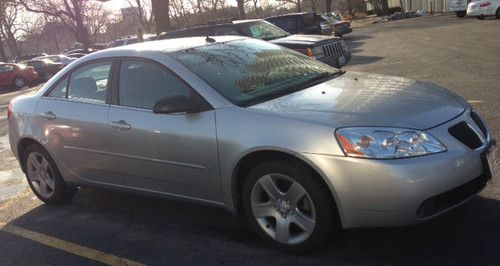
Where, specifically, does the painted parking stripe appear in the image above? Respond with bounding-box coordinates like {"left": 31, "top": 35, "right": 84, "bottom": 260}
{"left": 0, "top": 190, "right": 144, "bottom": 266}
{"left": 0, "top": 221, "right": 145, "bottom": 266}
{"left": 467, "top": 100, "right": 483, "bottom": 103}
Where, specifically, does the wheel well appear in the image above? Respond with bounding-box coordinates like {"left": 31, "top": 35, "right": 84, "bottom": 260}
{"left": 232, "top": 150, "right": 338, "bottom": 218}
{"left": 17, "top": 138, "right": 42, "bottom": 173}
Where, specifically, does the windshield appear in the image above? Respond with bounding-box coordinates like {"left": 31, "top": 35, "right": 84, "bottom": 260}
{"left": 239, "top": 21, "right": 290, "bottom": 40}
{"left": 169, "top": 39, "right": 339, "bottom": 106}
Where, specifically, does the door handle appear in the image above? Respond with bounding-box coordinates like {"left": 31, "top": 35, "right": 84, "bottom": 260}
{"left": 110, "top": 120, "right": 131, "bottom": 130}
{"left": 41, "top": 111, "right": 56, "bottom": 120}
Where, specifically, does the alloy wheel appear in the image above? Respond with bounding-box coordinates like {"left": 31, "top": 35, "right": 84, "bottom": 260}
{"left": 250, "top": 174, "right": 316, "bottom": 245}
{"left": 14, "top": 78, "right": 25, "bottom": 88}
{"left": 26, "top": 152, "right": 56, "bottom": 198}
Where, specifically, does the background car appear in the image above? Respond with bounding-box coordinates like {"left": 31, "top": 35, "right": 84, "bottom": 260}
{"left": 266, "top": 12, "right": 326, "bottom": 35}
{"left": 159, "top": 19, "right": 351, "bottom": 68}
{"left": 107, "top": 34, "right": 157, "bottom": 48}
{"left": 0, "top": 63, "right": 38, "bottom": 89}
{"left": 14, "top": 53, "right": 48, "bottom": 63}
{"left": 34, "top": 54, "right": 77, "bottom": 67}
{"left": 320, "top": 12, "right": 352, "bottom": 37}
{"left": 21, "top": 59, "right": 64, "bottom": 82}
{"left": 65, "top": 53, "right": 87, "bottom": 59}
{"left": 467, "top": 0, "right": 500, "bottom": 19}
{"left": 64, "top": 48, "right": 96, "bottom": 55}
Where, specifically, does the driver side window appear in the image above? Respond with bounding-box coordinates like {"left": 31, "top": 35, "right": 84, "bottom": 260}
{"left": 118, "top": 60, "right": 191, "bottom": 110}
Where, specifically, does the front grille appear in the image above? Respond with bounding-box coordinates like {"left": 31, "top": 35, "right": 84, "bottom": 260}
{"left": 470, "top": 111, "right": 488, "bottom": 138}
{"left": 322, "top": 42, "right": 343, "bottom": 57}
{"left": 416, "top": 174, "right": 488, "bottom": 219}
{"left": 448, "top": 121, "right": 483, "bottom": 150}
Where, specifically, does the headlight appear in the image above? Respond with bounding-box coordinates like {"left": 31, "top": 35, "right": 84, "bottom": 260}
{"left": 312, "top": 46, "right": 325, "bottom": 59}
{"left": 336, "top": 127, "right": 446, "bottom": 159}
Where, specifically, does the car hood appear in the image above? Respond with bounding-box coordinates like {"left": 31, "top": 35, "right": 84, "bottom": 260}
{"left": 270, "top": 34, "right": 340, "bottom": 45}
{"left": 250, "top": 72, "right": 468, "bottom": 130}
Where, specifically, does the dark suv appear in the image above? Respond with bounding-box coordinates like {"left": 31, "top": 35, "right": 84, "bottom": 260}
{"left": 266, "top": 12, "right": 330, "bottom": 35}
{"left": 158, "top": 19, "right": 350, "bottom": 68}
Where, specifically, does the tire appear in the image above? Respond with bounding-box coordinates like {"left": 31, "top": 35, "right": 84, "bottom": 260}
{"left": 477, "top": 15, "right": 485, "bottom": 20}
{"left": 13, "top": 76, "right": 26, "bottom": 89}
{"left": 23, "top": 144, "right": 77, "bottom": 204}
{"left": 496, "top": 8, "right": 500, "bottom": 19}
{"left": 242, "top": 160, "right": 337, "bottom": 252}
{"left": 456, "top": 11, "right": 466, "bottom": 18}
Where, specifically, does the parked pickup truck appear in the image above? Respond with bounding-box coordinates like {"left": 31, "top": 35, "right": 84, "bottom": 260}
{"left": 158, "top": 19, "right": 351, "bottom": 68}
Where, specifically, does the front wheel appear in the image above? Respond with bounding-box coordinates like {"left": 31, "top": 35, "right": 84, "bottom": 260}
{"left": 455, "top": 11, "right": 466, "bottom": 18}
{"left": 242, "top": 160, "right": 337, "bottom": 252}
{"left": 23, "top": 144, "right": 77, "bottom": 204}
{"left": 476, "top": 15, "right": 485, "bottom": 20}
{"left": 13, "top": 76, "right": 26, "bottom": 89}
{"left": 496, "top": 8, "right": 500, "bottom": 18}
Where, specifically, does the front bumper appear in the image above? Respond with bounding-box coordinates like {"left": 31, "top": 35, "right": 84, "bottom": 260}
{"left": 334, "top": 28, "right": 353, "bottom": 36}
{"left": 318, "top": 49, "right": 352, "bottom": 68}
{"left": 303, "top": 111, "right": 494, "bottom": 228}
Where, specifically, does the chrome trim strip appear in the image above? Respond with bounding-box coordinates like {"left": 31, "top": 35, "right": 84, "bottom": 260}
{"left": 62, "top": 145, "right": 208, "bottom": 170}
{"left": 79, "top": 177, "right": 224, "bottom": 207}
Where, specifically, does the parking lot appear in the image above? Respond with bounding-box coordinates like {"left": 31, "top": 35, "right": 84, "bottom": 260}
{"left": 0, "top": 14, "right": 499, "bottom": 265}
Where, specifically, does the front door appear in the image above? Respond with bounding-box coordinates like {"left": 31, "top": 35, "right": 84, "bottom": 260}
{"left": 99, "top": 59, "right": 221, "bottom": 203}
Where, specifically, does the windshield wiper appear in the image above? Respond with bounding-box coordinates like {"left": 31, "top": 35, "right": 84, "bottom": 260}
{"left": 301, "top": 70, "right": 346, "bottom": 88}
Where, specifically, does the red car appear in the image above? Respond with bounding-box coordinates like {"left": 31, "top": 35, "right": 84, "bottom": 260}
{"left": 0, "top": 63, "right": 38, "bottom": 89}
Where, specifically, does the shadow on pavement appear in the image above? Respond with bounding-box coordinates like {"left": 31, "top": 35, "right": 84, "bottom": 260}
{"left": 3, "top": 186, "right": 500, "bottom": 265}
{"left": 348, "top": 55, "right": 384, "bottom": 66}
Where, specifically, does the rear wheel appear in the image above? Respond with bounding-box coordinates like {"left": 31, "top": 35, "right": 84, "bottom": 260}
{"left": 496, "top": 8, "right": 500, "bottom": 18}
{"left": 456, "top": 11, "right": 466, "bottom": 18}
{"left": 13, "top": 76, "right": 26, "bottom": 89}
{"left": 242, "top": 160, "right": 336, "bottom": 252}
{"left": 23, "top": 144, "right": 77, "bottom": 204}
{"left": 477, "top": 15, "right": 485, "bottom": 20}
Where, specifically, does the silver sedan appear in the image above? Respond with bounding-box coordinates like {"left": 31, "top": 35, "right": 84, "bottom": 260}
{"left": 7, "top": 36, "right": 499, "bottom": 251}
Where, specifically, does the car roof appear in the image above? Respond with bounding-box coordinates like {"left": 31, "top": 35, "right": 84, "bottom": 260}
{"left": 267, "top": 12, "right": 317, "bottom": 18}
{"left": 105, "top": 36, "right": 247, "bottom": 54}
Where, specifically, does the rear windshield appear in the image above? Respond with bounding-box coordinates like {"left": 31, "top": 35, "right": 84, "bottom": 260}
{"left": 168, "top": 39, "right": 336, "bottom": 106}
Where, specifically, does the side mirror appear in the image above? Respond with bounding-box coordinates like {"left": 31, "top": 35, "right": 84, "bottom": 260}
{"left": 153, "top": 95, "right": 201, "bottom": 114}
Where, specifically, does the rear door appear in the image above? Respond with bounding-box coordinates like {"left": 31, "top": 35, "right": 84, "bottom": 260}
{"left": 102, "top": 59, "right": 221, "bottom": 202}
{"left": 0, "top": 64, "right": 15, "bottom": 85}
{"left": 36, "top": 60, "right": 113, "bottom": 182}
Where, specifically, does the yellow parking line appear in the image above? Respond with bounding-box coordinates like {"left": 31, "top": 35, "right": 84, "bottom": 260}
{"left": 0, "top": 189, "right": 145, "bottom": 266}
{"left": 467, "top": 100, "right": 483, "bottom": 103}
{"left": 0, "top": 221, "right": 145, "bottom": 266}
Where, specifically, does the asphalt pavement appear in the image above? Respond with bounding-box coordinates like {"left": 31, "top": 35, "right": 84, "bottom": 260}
{"left": 0, "top": 14, "right": 499, "bottom": 266}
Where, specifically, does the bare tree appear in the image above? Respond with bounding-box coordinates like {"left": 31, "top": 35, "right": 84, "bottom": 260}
{"left": 126, "top": 0, "right": 154, "bottom": 31}
{"left": 18, "top": 0, "right": 111, "bottom": 48}
{"left": 236, "top": 0, "right": 248, "bottom": 18}
{"left": 325, "top": 0, "right": 332, "bottom": 12}
{"left": 151, "top": 0, "right": 171, "bottom": 34}
{"left": 277, "top": 0, "right": 302, "bottom": 12}
{"left": 85, "top": 1, "right": 111, "bottom": 43}
{"left": 0, "top": 0, "right": 22, "bottom": 57}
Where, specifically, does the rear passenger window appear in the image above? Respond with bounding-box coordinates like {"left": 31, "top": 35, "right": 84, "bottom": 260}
{"left": 118, "top": 60, "right": 191, "bottom": 110}
{"left": 68, "top": 61, "right": 111, "bottom": 104}
{"left": 269, "top": 17, "right": 297, "bottom": 32}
